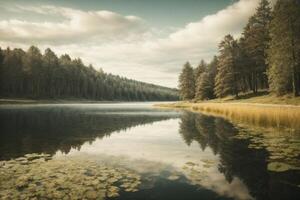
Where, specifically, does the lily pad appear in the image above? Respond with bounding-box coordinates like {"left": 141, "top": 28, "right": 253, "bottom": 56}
{"left": 167, "top": 175, "right": 180, "bottom": 181}
{"left": 185, "top": 162, "right": 197, "bottom": 166}
{"left": 267, "top": 162, "right": 297, "bottom": 172}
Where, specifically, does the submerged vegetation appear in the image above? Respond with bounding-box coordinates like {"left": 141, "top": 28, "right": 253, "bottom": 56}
{"left": 233, "top": 127, "right": 300, "bottom": 172}
{"left": 0, "top": 154, "right": 141, "bottom": 199}
{"left": 178, "top": 111, "right": 300, "bottom": 173}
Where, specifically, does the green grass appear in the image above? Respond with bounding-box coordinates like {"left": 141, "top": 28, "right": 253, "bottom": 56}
{"left": 204, "top": 91, "right": 300, "bottom": 105}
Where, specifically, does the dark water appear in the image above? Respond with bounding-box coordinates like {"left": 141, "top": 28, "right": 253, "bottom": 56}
{"left": 0, "top": 103, "right": 299, "bottom": 200}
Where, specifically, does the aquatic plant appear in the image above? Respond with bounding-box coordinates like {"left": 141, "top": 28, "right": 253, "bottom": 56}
{"left": 232, "top": 127, "right": 300, "bottom": 172}
{"left": 0, "top": 154, "right": 141, "bottom": 199}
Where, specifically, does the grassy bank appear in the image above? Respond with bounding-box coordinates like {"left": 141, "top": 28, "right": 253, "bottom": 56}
{"left": 157, "top": 94, "right": 300, "bottom": 130}
{"left": 203, "top": 92, "right": 300, "bottom": 105}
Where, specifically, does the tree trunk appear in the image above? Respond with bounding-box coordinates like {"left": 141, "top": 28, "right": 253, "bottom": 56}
{"left": 290, "top": 17, "right": 299, "bottom": 97}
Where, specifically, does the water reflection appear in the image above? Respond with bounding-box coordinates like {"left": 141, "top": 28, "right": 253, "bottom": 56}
{"left": 178, "top": 112, "right": 300, "bottom": 200}
{"left": 62, "top": 116, "right": 253, "bottom": 200}
{"left": 0, "top": 103, "right": 178, "bottom": 160}
{"left": 0, "top": 104, "right": 299, "bottom": 200}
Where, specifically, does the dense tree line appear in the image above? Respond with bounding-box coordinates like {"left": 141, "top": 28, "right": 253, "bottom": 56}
{"left": 0, "top": 46, "right": 178, "bottom": 101}
{"left": 179, "top": 0, "right": 300, "bottom": 100}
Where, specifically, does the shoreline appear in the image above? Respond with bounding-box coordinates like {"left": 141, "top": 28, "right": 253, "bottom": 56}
{"left": 0, "top": 98, "right": 173, "bottom": 105}
{"left": 0, "top": 98, "right": 122, "bottom": 105}
{"left": 156, "top": 101, "right": 300, "bottom": 130}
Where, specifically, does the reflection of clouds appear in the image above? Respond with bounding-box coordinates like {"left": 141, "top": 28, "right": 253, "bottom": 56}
{"left": 57, "top": 119, "right": 253, "bottom": 200}
{"left": 182, "top": 165, "right": 254, "bottom": 200}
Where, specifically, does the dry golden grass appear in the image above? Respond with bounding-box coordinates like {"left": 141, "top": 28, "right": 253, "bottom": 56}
{"left": 157, "top": 102, "right": 300, "bottom": 130}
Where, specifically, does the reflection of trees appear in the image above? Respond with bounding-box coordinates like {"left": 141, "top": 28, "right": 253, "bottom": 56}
{"left": 178, "top": 112, "right": 300, "bottom": 200}
{"left": 179, "top": 112, "right": 236, "bottom": 153}
{"left": 179, "top": 112, "right": 198, "bottom": 146}
{"left": 0, "top": 107, "right": 175, "bottom": 160}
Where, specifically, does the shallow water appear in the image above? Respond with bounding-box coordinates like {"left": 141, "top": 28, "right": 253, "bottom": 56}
{"left": 0, "top": 103, "right": 299, "bottom": 200}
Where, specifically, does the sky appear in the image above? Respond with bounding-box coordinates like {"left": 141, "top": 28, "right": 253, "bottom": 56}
{"left": 0, "top": 0, "right": 275, "bottom": 88}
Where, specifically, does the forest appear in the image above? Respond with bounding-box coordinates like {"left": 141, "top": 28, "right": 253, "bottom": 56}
{"left": 0, "top": 46, "right": 178, "bottom": 101}
{"left": 179, "top": 0, "right": 300, "bottom": 100}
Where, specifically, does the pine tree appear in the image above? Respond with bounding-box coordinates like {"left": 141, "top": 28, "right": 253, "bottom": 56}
{"left": 195, "top": 72, "right": 212, "bottom": 100}
{"left": 23, "top": 46, "right": 43, "bottom": 97}
{"left": 42, "top": 48, "right": 59, "bottom": 98}
{"left": 0, "top": 46, "right": 178, "bottom": 101}
{"left": 194, "top": 60, "right": 207, "bottom": 100}
{"left": 207, "top": 56, "right": 218, "bottom": 99}
{"left": 242, "top": 0, "right": 272, "bottom": 93}
{"left": 267, "top": 0, "right": 300, "bottom": 96}
{"left": 0, "top": 47, "right": 3, "bottom": 96}
{"left": 179, "top": 62, "right": 195, "bottom": 100}
{"left": 215, "top": 35, "right": 240, "bottom": 98}
{"left": 194, "top": 60, "right": 206, "bottom": 80}
{"left": 195, "top": 57, "right": 217, "bottom": 100}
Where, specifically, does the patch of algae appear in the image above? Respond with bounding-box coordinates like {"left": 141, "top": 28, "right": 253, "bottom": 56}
{"left": 0, "top": 154, "right": 141, "bottom": 200}
{"left": 267, "top": 162, "right": 300, "bottom": 172}
{"left": 181, "top": 162, "right": 209, "bottom": 186}
{"left": 232, "top": 127, "right": 300, "bottom": 172}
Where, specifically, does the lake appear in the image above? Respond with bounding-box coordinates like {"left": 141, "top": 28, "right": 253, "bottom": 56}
{"left": 0, "top": 102, "right": 299, "bottom": 200}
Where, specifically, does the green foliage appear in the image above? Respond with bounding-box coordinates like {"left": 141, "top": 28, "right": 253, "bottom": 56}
{"left": 241, "top": 0, "right": 272, "bottom": 93}
{"left": 215, "top": 35, "right": 240, "bottom": 98}
{"left": 0, "top": 46, "right": 178, "bottom": 101}
{"left": 179, "top": 62, "right": 195, "bottom": 100}
{"left": 194, "top": 60, "right": 206, "bottom": 80}
{"left": 178, "top": 0, "right": 299, "bottom": 100}
{"left": 195, "top": 72, "right": 212, "bottom": 100}
{"left": 267, "top": 0, "right": 300, "bottom": 96}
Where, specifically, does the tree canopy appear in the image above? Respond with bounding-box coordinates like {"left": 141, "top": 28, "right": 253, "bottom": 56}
{"left": 0, "top": 46, "right": 178, "bottom": 101}
{"left": 178, "top": 0, "right": 300, "bottom": 101}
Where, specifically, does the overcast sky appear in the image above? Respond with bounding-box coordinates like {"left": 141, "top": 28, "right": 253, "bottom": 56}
{"left": 0, "top": 0, "right": 275, "bottom": 88}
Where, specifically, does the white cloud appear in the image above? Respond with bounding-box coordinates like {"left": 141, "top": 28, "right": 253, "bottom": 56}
{"left": 0, "top": 0, "right": 275, "bottom": 87}
{"left": 0, "top": 5, "right": 145, "bottom": 44}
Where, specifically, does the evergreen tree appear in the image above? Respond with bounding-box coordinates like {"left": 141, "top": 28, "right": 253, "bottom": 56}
{"left": 179, "top": 62, "right": 195, "bottom": 100}
{"left": 194, "top": 60, "right": 207, "bottom": 100}
{"left": 206, "top": 56, "right": 218, "bottom": 99}
{"left": 0, "top": 46, "right": 178, "bottom": 101}
{"left": 195, "top": 72, "right": 212, "bottom": 100}
{"left": 267, "top": 0, "right": 300, "bottom": 96}
{"left": 42, "top": 48, "right": 59, "bottom": 97}
{"left": 194, "top": 60, "right": 206, "bottom": 80}
{"left": 0, "top": 48, "right": 3, "bottom": 95}
{"left": 195, "top": 57, "right": 217, "bottom": 100}
{"left": 237, "top": 38, "right": 254, "bottom": 93}
{"left": 215, "top": 35, "right": 240, "bottom": 98}
{"left": 23, "top": 46, "right": 43, "bottom": 97}
{"left": 1, "top": 48, "right": 25, "bottom": 96}
{"left": 242, "top": 0, "right": 272, "bottom": 93}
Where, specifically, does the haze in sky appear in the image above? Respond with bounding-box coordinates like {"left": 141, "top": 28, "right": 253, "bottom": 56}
{"left": 0, "top": 0, "right": 274, "bottom": 88}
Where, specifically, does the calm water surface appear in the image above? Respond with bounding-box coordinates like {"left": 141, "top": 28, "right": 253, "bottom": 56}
{"left": 0, "top": 102, "right": 299, "bottom": 200}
